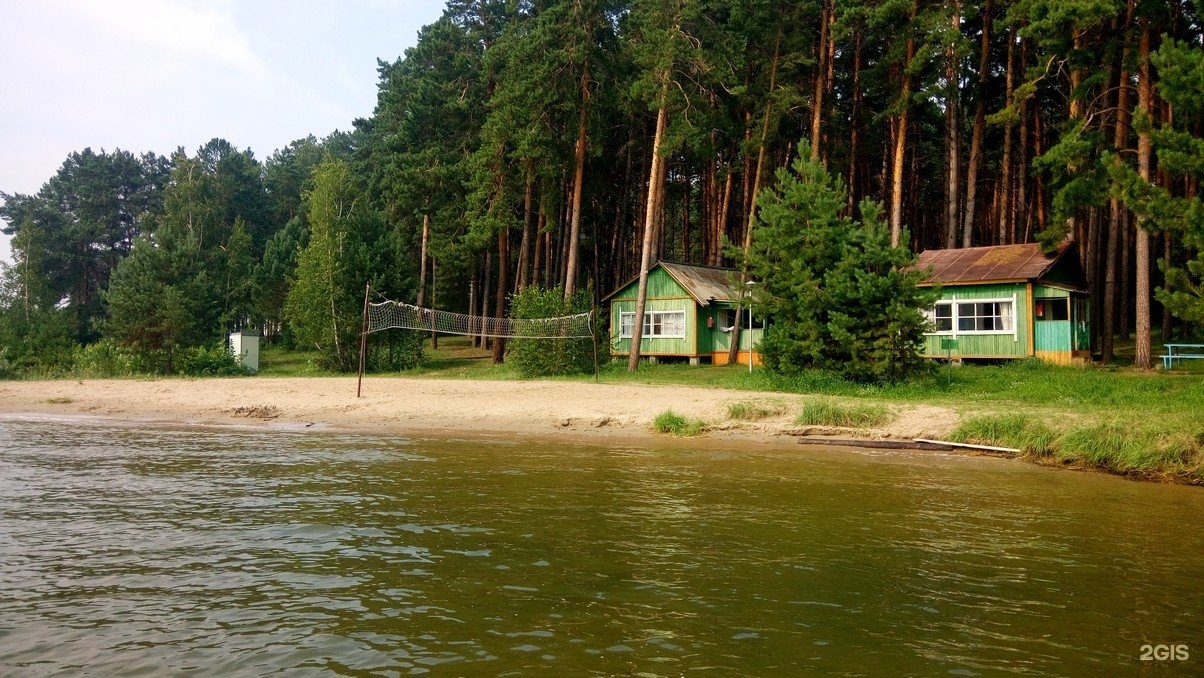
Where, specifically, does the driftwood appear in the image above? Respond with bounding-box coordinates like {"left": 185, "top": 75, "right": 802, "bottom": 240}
{"left": 795, "top": 436, "right": 1022, "bottom": 456}
{"left": 795, "top": 437, "right": 955, "bottom": 451}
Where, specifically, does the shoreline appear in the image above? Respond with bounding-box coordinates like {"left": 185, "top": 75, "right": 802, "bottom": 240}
{"left": 0, "top": 375, "right": 959, "bottom": 447}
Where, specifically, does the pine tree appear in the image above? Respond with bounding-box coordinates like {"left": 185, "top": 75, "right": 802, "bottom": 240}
{"left": 749, "top": 142, "right": 935, "bottom": 382}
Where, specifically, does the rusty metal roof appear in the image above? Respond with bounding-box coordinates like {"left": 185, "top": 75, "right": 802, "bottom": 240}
{"left": 915, "top": 242, "right": 1071, "bottom": 285}
{"left": 660, "top": 261, "right": 743, "bottom": 305}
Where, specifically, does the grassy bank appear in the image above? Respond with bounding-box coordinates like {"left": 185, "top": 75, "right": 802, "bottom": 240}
{"left": 264, "top": 339, "right": 1204, "bottom": 484}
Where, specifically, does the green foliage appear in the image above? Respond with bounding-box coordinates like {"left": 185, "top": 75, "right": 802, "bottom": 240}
{"left": 69, "top": 339, "right": 248, "bottom": 378}
{"left": 366, "top": 330, "right": 426, "bottom": 372}
{"left": 949, "top": 414, "right": 1058, "bottom": 455}
{"left": 796, "top": 399, "right": 893, "bottom": 428}
{"left": 102, "top": 236, "right": 216, "bottom": 370}
{"left": 1146, "top": 39, "right": 1204, "bottom": 326}
{"left": 0, "top": 347, "right": 16, "bottom": 380}
{"left": 749, "top": 142, "right": 936, "bottom": 383}
{"left": 70, "top": 340, "right": 149, "bottom": 378}
{"left": 0, "top": 148, "right": 169, "bottom": 344}
{"left": 285, "top": 159, "right": 374, "bottom": 372}
{"left": 651, "top": 409, "right": 707, "bottom": 436}
{"left": 507, "top": 285, "right": 596, "bottom": 377}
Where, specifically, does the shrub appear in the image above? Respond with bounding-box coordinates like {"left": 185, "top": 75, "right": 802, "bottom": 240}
{"left": 507, "top": 286, "right": 596, "bottom": 378}
{"left": 367, "top": 329, "right": 425, "bottom": 371}
{"left": 796, "top": 399, "right": 893, "bottom": 428}
{"left": 177, "top": 344, "right": 251, "bottom": 376}
{"left": 0, "top": 347, "right": 16, "bottom": 380}
{"left": 71, "top": 340, "right": 149, "bottom": 377}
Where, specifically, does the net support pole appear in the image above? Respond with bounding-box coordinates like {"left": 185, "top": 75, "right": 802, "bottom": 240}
{"left": 591, "top": 309, "right": 600, "bottom": 382}
{"left": 357, "top": 281, "right": 370, "bottom": 398}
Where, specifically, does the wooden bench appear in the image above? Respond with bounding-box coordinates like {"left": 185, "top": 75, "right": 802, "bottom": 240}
{"left": 1160, "top": 344, "right": 1204, "bottom": 370}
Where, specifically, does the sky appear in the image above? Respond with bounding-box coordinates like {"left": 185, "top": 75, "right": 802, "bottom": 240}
{"left": 0, "top": 0, "right": 447, "bottom": 264}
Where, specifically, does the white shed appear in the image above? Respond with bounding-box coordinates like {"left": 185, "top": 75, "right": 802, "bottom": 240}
{"left": 228, "top": 331, "right": 260, "bottom": 372}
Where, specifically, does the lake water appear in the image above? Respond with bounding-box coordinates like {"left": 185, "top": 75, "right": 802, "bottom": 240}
{"left": 0, "top": 417, "right": 1201, "bottom": 676}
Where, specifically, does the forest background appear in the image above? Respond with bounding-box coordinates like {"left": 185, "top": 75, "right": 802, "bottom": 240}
{"left": 1, "top": 0, "right": 1202, "bottom": 377}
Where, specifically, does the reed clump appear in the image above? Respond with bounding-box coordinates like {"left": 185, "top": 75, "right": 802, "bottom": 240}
{"left": 651, "top": 410, "right": 708, "bottom": 437}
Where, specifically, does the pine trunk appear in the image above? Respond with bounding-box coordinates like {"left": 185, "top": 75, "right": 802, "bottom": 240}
{"left": 847, "top": 25, "right": 864, "bottom": 213}
{"left": 628, "top": 83, "right": 670, "bottom": 372}
{"left": 962, "top": 0, "right": 991, "bottom": 247}
{"left": 1102, "top": 1, "right": 1133, "bottom": 362}
{"left": 944, "top": 0, "right": 961, "bottom": 248}
{"left": 417, "top": 214, "right": 429, "bottom": 307}
{"left": 889, "top": 0, "right": 919, "bottom": 246}
{"left": 564, "top": 55, "right": 590, "bottom": 299}
{"left": 998, "top": 24, "right": 1015, "bottom": 245}
{"left": 492, "top": 228, "right": 508, "bottom": 363}
{"left": 810, "top": 0, "right": 830, "bottom": 159}
{"left": 1133, "top": 17, "right": 1152, "bottom": 369}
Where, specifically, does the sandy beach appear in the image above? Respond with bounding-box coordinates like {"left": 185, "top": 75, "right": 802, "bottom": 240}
{"left": 0, "top": 376, "right": 960, "bottom": 445}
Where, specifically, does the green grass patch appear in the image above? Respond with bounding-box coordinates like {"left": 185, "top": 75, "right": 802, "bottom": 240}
{"left": 727, "top": 400, "right": 790, "bottom": 421}
{"left": 796, "top": 400, "right": 893, "bottom": 428}
{"left": 45, "top": 397, "right": 73, "bottom": 405}
{"left": 257, "top": 345, "right": 340, "bottom": 377}
{"left": 651, "top": 410, "right": 708, "bottom": 436}
{"left": 949, "top": 414, "right": 1058, "bottom": 455}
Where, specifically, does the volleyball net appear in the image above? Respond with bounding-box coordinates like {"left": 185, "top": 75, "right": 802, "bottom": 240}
{"left": 365, "top": 299, "right": 594, "bottom": 339}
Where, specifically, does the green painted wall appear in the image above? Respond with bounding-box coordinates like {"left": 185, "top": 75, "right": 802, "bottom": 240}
{"left": 922, "top": 283, "right": 1030, "bottom": 358}
{"left": 1035, "top": 320, "right": 1071, "bottom": 351}
{"left": 609, "top": 268, "right": 690, "bottom": 302}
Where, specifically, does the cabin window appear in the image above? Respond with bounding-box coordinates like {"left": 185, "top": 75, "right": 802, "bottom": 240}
{"left": 957, "top": 301, "right": 1013, "bottom": 332}
{"left": 1035, "top": 297, "right": 1070, "bottom": 321}
{"left": 618, "top": 310, "right": 686, "bottom": 339}
{"left": 925, "top": 302, "right": 954, "bottom": 332}
{"left": 925, "top": 298, "right": 1014, "bottom": 335}
{"left": 718, "top": 308, "right": 763, "bottom": 331}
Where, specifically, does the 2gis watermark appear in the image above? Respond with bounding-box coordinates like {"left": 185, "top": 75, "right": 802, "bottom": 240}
{"left": 1140, "top": 644, "right": 1189, "bottom": 662}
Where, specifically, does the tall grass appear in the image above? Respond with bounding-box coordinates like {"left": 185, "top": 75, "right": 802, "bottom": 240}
{"left": 950, "top": 414, "right": 1203, "bottom": 482}
{"left": 949, "top": 414, "right": 1057, "bottom": 455}
{"left": 796, "top": 400, "right": 893, "bottom": 428}
{"left": 727, "top": 400, "right": 790, "bottom": 421}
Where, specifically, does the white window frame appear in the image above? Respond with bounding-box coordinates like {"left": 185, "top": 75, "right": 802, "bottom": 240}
{"left": 924, "top": 301, "right": 954, "bottom": 334}
{"left": 924, "top": 294, "right": 1019, "bottom": 341}
{"left": 618, "top": 310, "right": 687, "bottom": 339}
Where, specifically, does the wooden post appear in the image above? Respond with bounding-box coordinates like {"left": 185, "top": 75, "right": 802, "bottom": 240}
{"left": 357, "top": 281, "right": 370, "bottom": 398}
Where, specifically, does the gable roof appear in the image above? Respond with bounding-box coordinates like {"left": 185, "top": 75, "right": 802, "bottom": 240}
{"left": 603, "top": 261, "right": 745, "bottom": 306}
{"left": 915, "top": 242, "right": 1073, "bottom": 285}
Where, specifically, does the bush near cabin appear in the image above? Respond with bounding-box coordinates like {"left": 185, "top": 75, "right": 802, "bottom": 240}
{"left": 508, "top": 286, "right": 595, "bottom": 378}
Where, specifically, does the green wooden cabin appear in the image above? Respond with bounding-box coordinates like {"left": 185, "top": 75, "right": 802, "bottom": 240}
{"left": 917, "top": 242, "right": 1091, "bottom": 365}
{"left": 604, "top": 262, "right": 763, "bottom": 366}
